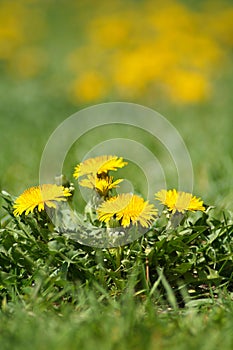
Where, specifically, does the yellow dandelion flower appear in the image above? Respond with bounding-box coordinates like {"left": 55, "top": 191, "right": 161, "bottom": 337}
{"left": 73, "top": 155, "right": 127, "bottom": 179}
{"left": 79, "top": 175, "right": 123, "bottom": 197}
{"left": 98, "top": 193, "right": 157, "bottom": 228}
{"left": 13, "top": 184, "right": 72, "bottom": 216}
{"left": 155, "top": 189, "right": 205, "bottom": 213}
{"left": 70, "top": 72, "right": 108, "bottom": 102}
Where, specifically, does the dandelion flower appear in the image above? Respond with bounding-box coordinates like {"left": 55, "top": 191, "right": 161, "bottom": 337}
{"left": 98, "top": 193, "right": 157, "bottom": 228}
{"left": 13, "top": 184, "right": 72, "bottom": 216}
{"left": 73, "top": 155, "right": 127, "bottom": 179}
{"left": 79, "top": 175, "right": 123, "bottom": 197}
{"left": 155, "top": 189, "right": 205, "bottom": 213}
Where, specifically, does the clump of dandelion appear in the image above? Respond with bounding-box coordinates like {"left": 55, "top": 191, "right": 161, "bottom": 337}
{"left": 155, "top": 189, "right": 205, "bottom": 213}
{"left": 98, "top": 193, "right": 157, "bottom": 228}
{"left": 79, "top": 175, "right": 123, "bottom": 197}
{"left": 13, "top": 184, "right": 71, "bottom": 216}
{"left": 73, "top": 155, "right": 127, "bottom": 198}
{"left": 73, "top": 155, "right": 127, "bottom": 179}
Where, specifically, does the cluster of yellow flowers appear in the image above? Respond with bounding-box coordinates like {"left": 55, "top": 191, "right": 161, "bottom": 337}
{"left": 13, "top": 155, "right": 205, "bottom": 229}
{"left": 1, "top": 0, "right": 233, "bottom": 103}
{"left": 68, "top": 0, "right": 233, "bottom": 104}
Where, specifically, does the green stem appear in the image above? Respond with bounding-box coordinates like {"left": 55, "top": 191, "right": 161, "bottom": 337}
{"left": 115, "top": 246, "right": 122, "bottom": 274}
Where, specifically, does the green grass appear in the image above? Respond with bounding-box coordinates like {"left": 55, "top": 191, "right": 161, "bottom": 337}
{"left": 1, "top": 292, "right": 233, "bottom": 350}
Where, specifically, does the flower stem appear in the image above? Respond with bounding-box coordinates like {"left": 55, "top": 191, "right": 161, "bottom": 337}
{"left": 115, "top": 246, "right": 122, "bottom": 274}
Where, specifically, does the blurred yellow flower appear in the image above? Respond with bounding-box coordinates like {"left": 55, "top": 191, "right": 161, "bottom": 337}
{"left": 13, "top": 184, "right": 71, "bottom": 216}
{"left": 0, "top": 2, "right": 25, "bottom": 60}
{"left": 71, "top": 72, "right": 108, "bottom": 102}
{"left": 0, "top": 0, "right": 46, "bottom": 80}
{"left": 155, "top": 189, "right": 205, "bottom": 213}
{"left": 98, "top": 193, "right": 157, "bottom": 228}
{"left": 88, "top": 16, "right": 131, "bottom": 47}
{"left": 79, "top": 175, "right": 123, "bottom": 197}
{"left": 73, "top": 155, "right": 127, "bottom": 179}
{"left": 165, "top": 70, "right": 210, "bottom": 103}
{"left": 205, "top": 6, "right": 233, "bottom": 46}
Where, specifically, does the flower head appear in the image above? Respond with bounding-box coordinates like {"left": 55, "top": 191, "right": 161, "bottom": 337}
{"left": 13, "top": 184, "right": 72, "bottom": 216}
{"left": 155, "top": 189, "right": 205, "bottom": 213}
{"left": 98, "top": 193, "right": 157, "bottom": 228}
{"left": 73, "top": 155, "right": 127, "bottom": 179}
{"left": 79, "top": 175, "right": 123, "bottom": 197}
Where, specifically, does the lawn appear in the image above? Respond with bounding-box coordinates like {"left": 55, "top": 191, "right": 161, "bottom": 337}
{"left": 0, "top": 1, "right": 233, "bottom": 349}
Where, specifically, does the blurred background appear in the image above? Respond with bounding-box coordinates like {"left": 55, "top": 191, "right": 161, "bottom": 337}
{"left": 0, "top": 0, "right": 233, "bottom": 210}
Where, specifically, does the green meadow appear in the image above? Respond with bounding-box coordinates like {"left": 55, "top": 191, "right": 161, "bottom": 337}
{"left": 0, "top": 1, "right": 233, "bottom": 349}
